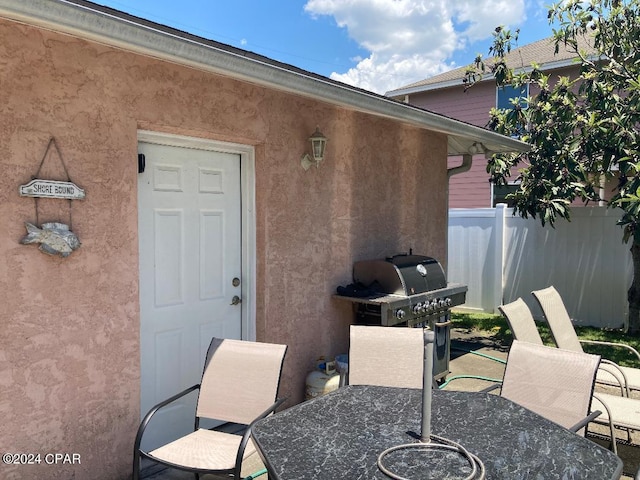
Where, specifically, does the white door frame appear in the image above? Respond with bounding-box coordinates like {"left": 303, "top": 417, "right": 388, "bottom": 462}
{"left": 137, "top": 129, "right": 257, "bottom": 341}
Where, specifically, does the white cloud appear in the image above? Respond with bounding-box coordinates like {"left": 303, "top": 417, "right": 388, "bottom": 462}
{"left": 304, "top": 0, "right": 527, "bottom": 94}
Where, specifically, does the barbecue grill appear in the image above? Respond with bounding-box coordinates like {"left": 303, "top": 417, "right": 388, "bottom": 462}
{"left": 336, "top": 253, "right": 467, "bottom": 381}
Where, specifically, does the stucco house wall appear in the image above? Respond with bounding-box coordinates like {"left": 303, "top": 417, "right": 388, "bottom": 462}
{"left": 0, "top": 17, "right": 450, "bottom": 480}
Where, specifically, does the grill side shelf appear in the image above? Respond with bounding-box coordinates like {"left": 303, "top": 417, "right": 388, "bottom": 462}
{"left": 332, "top": 293, "right": 407, "bottom": 305}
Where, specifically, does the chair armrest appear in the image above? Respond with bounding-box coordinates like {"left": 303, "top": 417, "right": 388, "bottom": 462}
{"left": 580, "top": 339, "right": 640, "bottom": 362}
{"left": 479, "top": 383, "right": 501, "bottom": 394}
{"left": 438, "top": 375, "right": 503, "bottom": 390}
{"left": 234, "top": 397, "right": 287, "bottom": 479}
{"left": 568, "top": 410, "right": 601, "bottom": 433}
{"left": 591, "top": 394, "right": 618, "bottom": 456}
{"left": 598, "top": 360, "right": 630, "bottom": 397}
{"left": 134, "top": 384, "right": 201, "bottom": 454}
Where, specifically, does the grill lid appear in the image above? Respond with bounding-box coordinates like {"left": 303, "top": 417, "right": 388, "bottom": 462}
{"left": 353, "top": 254, "right": 446, "bottom": 296}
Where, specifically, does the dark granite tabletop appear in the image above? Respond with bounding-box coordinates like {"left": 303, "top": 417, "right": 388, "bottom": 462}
{"left": 251, "top": 385, "right": 623, "bottom": 480}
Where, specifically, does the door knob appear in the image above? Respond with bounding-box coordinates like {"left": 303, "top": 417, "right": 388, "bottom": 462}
{"left": 230, "top": 295, "right": 242, "bottom": 306}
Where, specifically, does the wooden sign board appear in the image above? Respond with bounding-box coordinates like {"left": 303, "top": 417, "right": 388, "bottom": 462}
{"left": 19, "top": 179, "right": 85, "bottom": 200}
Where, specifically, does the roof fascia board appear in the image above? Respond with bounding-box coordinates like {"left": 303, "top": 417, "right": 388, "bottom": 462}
{"left": 387, "top": 77, "right": 467, "bottom": 97}
{"left": 0, "top": 0, "right": 529, "bottom": 155}
{"left": 386, "top": 57, "right": 585, "bottom": 97}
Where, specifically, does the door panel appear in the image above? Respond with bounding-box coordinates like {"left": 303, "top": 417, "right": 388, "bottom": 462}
{"left": 138, "top": 139, "right": 242, "bottom": 450}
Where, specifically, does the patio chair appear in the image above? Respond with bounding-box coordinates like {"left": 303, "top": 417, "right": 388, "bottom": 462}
{"left": 498, "top": 297, "right": 544, "bottom": 345}
{"left": 483, "top": 340, "right": 602, "bottom": 436}
{"left": 133, "top": 338, "right": 287, "bottom": 480}
{"left": 532, "top": 286, "right": 640, "bottom": 396}
{"left": 348, "top": 325, "right": 424, "bottom": 388}
{"left": 501, "top": 293, "right": 640, "bottom": 454}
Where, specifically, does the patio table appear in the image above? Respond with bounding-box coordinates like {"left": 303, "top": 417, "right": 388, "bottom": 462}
{"left": 251, "top": 385, "right": 623, "bottom": 480}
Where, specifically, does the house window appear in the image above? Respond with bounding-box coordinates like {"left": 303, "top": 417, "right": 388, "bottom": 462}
{"left": 496, "top": 84, "right": 528, "bottom": 110}
{"left": 492, "top": 182, "right": 519, "bottom": 207}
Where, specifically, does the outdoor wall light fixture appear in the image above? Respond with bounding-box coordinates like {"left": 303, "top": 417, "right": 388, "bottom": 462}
{"left": 467, "top": 142, "right": 486, "bottom": 155}
{"left": 301, "top": 127, "right": 328, "bottom": 170}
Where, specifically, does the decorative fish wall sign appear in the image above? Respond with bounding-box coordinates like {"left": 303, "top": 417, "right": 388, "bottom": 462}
{"left": 20, "top": 222, "right": 81, "bottom": 257}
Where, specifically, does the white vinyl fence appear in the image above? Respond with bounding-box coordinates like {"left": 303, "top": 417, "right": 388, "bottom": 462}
{"left": 447, "top": 204, "right": 633, "bottom": 329}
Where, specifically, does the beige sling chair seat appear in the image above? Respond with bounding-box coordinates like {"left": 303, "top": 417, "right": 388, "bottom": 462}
{"left": 133, "top": 338, "right": 287, "bottom": 480}
{"left": 500, "top": 297, "right": 640, "bottom": 455}
{"left": 348, "top": 325, "right": 425, "bottom": 388}
{"left": 532, "top": 286, "right": 640, "bottom": 397}
{"left": 483, "top": 340, "right": 602, "bottom": 436}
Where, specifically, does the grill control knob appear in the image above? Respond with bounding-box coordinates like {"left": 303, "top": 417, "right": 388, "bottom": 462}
{"left": 445, "top": 297, "right": 452, "bottom": 307}
{"left": 395, "top": 309, "right": 406, "bottom": 320}
{"left": 424, "top": 301, "right": 433, "bottom": 313}
{"left": 413, "top": 303, "right": 423, "bottom": 314}
{"left": 430, "top": 300, "right": 439, "bottom": 310}
{"left": 438, "top": 299, "right": 446, "bottom": 308}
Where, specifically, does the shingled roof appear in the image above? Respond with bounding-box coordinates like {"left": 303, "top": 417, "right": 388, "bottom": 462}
{"left": 386, "top": 35, "right": 596, "bottom": 97}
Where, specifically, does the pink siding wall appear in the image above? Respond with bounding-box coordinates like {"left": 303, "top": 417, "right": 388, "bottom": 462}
{"left": 411, "top": 82, "right": 496, "bottom": 128}
{"left": 0, "top": 19, "right": 449, "bottom": 479}
{"left": 411, "top": 83, "right": 496, "bottom": 207}
{"left": 447, "top": 155, "right": 493, "bottom": 208}
{"left": 407, "top": 66, "right": 583, "bottom": 208}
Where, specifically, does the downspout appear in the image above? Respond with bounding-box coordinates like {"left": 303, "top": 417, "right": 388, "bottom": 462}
{"left": 447, "top": 154, "right": 473, "bottom": 180}
{"left": 446, "top": 153, "right": 474, "bottom": 210}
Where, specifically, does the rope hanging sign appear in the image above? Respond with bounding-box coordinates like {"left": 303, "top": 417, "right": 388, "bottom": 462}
{"left": 19, "top": 137, "right": 85, "bottom": 201}
{"left": 18, "top": 137, "right": 83, "bottom": 258}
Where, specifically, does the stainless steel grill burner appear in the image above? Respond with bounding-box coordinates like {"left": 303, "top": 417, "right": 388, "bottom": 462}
{"left": 336, "top": 253, "right": 467, "bottom": 381}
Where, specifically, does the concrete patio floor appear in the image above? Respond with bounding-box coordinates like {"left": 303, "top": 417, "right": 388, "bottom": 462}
{"left": 143, "top": 328, "right": 639, "bottom": 479}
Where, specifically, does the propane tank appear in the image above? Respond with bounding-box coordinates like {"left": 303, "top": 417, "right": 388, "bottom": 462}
{"left": 305, "top": 358, "right": 340, "bottom": 400}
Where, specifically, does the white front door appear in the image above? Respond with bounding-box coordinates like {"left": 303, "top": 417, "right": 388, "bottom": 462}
{"left": 137, "top": 132, "right": 245, "bottom": 450}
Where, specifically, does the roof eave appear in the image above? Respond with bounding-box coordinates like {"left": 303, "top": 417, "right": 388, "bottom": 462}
{"left": 385, "top": 56, "right": 587, "bottom": 98}
{"left": 0, "top": 0, "right": 530, "bottom": 156}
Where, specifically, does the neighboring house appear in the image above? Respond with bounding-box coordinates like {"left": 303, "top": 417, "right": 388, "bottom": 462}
{"left": 386, "top": 36, "right": 595, "bottom": 208}
{"left": 386, "top": 37, "right": 631, "bottom": 328}
{"left": 0, "top": 0, "right": 526, "bottom": 478}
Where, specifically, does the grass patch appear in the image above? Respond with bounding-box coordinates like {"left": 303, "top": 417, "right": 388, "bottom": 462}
{"left": 451, "top": 310, "right": 640, "bottom": 368}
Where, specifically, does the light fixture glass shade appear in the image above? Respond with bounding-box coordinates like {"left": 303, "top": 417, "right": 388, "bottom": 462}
{"left": 309, "top": 127, "right": 327, "bottom": 163}
{"left": 467, "top": 142, "right": 484, "bottom": 155}
{"left": 301, "top": 127, "right": 328, "bottom": 170}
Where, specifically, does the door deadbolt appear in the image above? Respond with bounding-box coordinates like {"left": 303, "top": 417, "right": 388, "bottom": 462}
{"left": 232, "top": 277, "right": 240, "bottom": 287}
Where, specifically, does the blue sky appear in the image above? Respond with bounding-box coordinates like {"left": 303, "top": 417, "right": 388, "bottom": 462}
{"left": 97, "top": 0, "right": 553, "bottom": 94}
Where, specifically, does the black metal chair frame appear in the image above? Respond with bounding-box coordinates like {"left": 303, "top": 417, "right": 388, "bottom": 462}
{"left": 133, "top": 384, "right": 284, "bottom": 480}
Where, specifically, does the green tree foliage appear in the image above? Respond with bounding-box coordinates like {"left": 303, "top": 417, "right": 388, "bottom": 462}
{"left": 464, "top": 0, "right": 640, "bottom": 335}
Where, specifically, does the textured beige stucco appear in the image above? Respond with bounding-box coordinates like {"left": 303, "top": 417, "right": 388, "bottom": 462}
{"left": 0, "top": 19, "right": 448, "bottom": 479}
